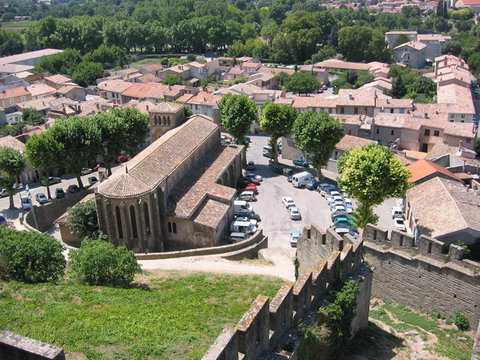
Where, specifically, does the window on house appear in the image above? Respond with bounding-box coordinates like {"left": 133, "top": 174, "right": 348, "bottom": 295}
{"left": 376, "top": 128, "right": 379, "bottom": 134}
{"left": 340, "top": 107, "right": 345, "bottom": 114}
{"left": 115, "top": 206, "right": 123, "bottom": 239}
{"left": 466, "top": 138, "right": 472, "bottom": 143}
{"left": 144, "top": 203, "right": 150, "bottom": 235}
{"left": 168, "top": 222, "right": 172, "bottom": 233}
{"left": 9, "top": 98, "right": 14, "bottom": 105}
{"left": 450, "top": 114, "right": 455, "bottom": 121}
{"left": 130, "top": 206, "right": 138, "bottom": 238}
{"left": 399, "top": 109, "right": 405, "bottom": 114}
{"left": 390, "top": 130, "right": 394, "bottom": 136}
{"left": 424, "top": 129, "right": 430, "bottom": 136}
{"left": 434, "top": 130, "right": 440, "bottom": 136}
{"left": 354, "top": 107, "right": 358, "bottom": 114}
{"left": 172, "top": 222, "right": 177, "bottom": 233}
{"left": 461, "top": 114, "right": 466, "bottom": 119}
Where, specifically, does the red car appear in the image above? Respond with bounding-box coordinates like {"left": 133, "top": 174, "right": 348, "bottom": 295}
{"left": 241, "top": 177, "right": 261, "bottom": 185}
{"left": 92, "top": 163, "right": 106, "bottom": 171}
{"left": 238, "top": 183, "right": 258, "bottom": 194}
{"left": 116, "top": 155, "right": 129, "bottom": 163}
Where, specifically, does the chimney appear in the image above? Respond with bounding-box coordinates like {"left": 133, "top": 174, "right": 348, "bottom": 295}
{"left": 349, "top": 93, "right": 354, "bottom": 100}
{"left": 62, "top": 107, "right": 66, "bottom": 116}
{"left": 424, "top": 113, "right": 429, "bottom": 119}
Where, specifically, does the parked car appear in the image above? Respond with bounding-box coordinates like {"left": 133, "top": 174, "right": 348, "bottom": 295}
{"left": 235, "top": 216, "right": 258, "bottom": 227}
{"left": 293, "top": 157, "right": 309, "bottom": 167}
{"left": 92, "top": 163, "right": 106, "bottom": 171}
{"left": 0, "top": 189, "right": 8, "bottom": 198}
{"left": 330, "top": 200, "right": 347, "bottom": 209}
{"left": 238, "top": 183, "right": 258, "bottom": 194}
{"left": 55, "top": 188, "right": 66, "bottom": 199}
{"left": 290, "top": 231, "right": 302, "bottom": 247}
{"left": 88, "top": 176, "right": 98, "bottom": 185}
{"left": 391, "top": 206, "right": 404, "bottom": 218}
{"left": 282, "top": 196, "right": 296, "bottom": 208}
{"left": 247, "top": 161, "right": 255, "bottom": 171}
{"left": 68, "top": 184, "right": 80, "bottom": 193}
{"left": 116, "top": 155, "right": 129, "bottom": 163}
{"left": 245, "top": 172, "right": 263, "bottom": 181}
{"left": 305, "top": 180, "right": 321, "bottom": 190}
{"left": 241, "top": 176, "right": 261, "bottom": 185}
{"left": 322, "top": 84, "right": 328, "bottom": 90}
{"left": 0, "top": 215, "right": 6, "bottom": 226}
{"left": 241, "top": 212, "right": 261, "bottom": 222}
{"left": 287, "top": 175, "right": 292, "bottom": 183}
{"left": 327, "top": 195, "right": 345, "bottom": 204}
{"left": 237, "top": 191, "right": 257, "bottom": 202}
{"left": 21, "top": 196, "right": 32, "bottom": 210}
{"left": 35, "top": 193, "right": 48, "bottom": 204}
{"left": 289, "top": 207, "right": 301, "bottom": 220}
{"left": 334, "top": 217, "right": 355, "bottom": 227}
{"left": 332, "top": 226, "right": 359, "bottom": 239}
{"left": 41, "top": 177, "right": 61, "bottom": 186}
{"left": 331, "top": 205, "right": 347, "bottom": 213}
{"left": 331, "top": 211, "right": 351, "bottom": 221}
{"left": 394, "top": 218, "right": 407, "bottom": 232}
{"left": 81, "top": 167, "right": 93, "bottom": 175}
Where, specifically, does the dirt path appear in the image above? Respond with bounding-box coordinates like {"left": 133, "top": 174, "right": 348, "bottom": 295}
{"left": 138, "top": 247, "right": 296, "bottom": 282}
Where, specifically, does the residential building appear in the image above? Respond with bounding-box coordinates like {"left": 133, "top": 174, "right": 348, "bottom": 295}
{"left": 0, "top": 87, "right": 32, "bottom": 110}
{"left": 328, "top": 135, "right": 376, "bottom": 172}
{"left": 405, "top": 177, "right": 480, "bottom": 245}
{"left": 406, "top": 159, "right": 463, "bottom": 185}
{"left": 121, "top": 83, "right": 186, "bottom": 103}
{"left": 26, "top": 83, "right": 56, "bottom": 100}
{"left": 0, "top": 135, "right": 41, "bottom": 183}
{"left": 44, "top": 74, "right": 72, "bottom": 90}
{"left": 313, "top": 59, "right": 371, "bottom": 72}
{"left": 179, "top": 91, "right": 221, "bottom": 122}
{"left": 385, "top": 31, "right": 418, "bottom": 49}
{"left": 97, "top": 80, "right": 133, "bottom": 105}
{"left": 393, "top": 41, "right": 427, "bottom": 69}
{"left": 95, "top": 115, "right": 244, "bottom": 253}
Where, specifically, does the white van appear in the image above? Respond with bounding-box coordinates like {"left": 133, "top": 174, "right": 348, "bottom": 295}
{"left": 291, "top": 171, "right": 314, "bottom": 188}
{"left": 230, "top": 220, "right": 257, "bottom": 234}
{"left": 233, "top": 200, "right": 253, "bottom": 215}
{"left": 391, "top": 206, "right": 404, "bottom": 218}
{"left": 237, "top": 191, "right": 256, "bottom": 202}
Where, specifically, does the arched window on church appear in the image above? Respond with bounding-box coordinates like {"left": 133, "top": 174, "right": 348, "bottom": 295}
{"left": 154, "top": 115, "right": 158, "bottom": 125}
{"left": 144, "top": 202, "right": 150, "bottom": 235}
{"left": 130, "top": 205, "right": 138, "bottom": 238}
{"left": 168, "top": 116, "right": 171, "bottom": 126}
{"left": 115, "top": 206, "right": 123, "bottom": 239}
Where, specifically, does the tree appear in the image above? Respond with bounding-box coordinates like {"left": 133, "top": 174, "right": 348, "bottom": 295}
{"left": 50, "top": 116, "right": 101, "bottom": 188}
{"left": 219, "top": 94, "right": 258, "bottom": 147}
{"left": 0, "top": 227, "right": 66, "bottom": 283}
{"left": 260, "top": 102, "right": 297, "bottom": 162}
{"left": 109, "top": 107, "right": 150, "bottom": 157}
{"left": 72, "top": 61, "right": 107, "bottom": 87}
{"left": 66, "top": 200, "right": 101, "bottom": 240}
{"left": 292, "top": 111, "right": 344, "bottom": 178}
{"left": 25, "top": 131, "right": 64, "bottom": 199}
{"left": 392, "top": 75, "right": 407, "bottom": 98}
{"left": 274, "top": 71, "right": 290, "bottom": 87}
{"left": 410, "top": 76, "right": 436, "bottom": 97}
{"left": 163, "top": 75, "right": 183, "bottom": 86}
{"left": 22, "top": 108, "right": 45, "bottom": 125}
{"left": 285, "top": 72, "right": 320, "bottom": 95}
{"left": 0, "top": 147, "right": 26, "bottom": 209}
{"left": 441, "top": 41, "right": 463, "bottom": 56}
{"left": 33, "top": 48, "right": 82, "bottom": 76}
{"left": 69, "top": 239, "right": 141, "bottom": 288}
{"left": 0, "top": 29, "right": 24, "bottom": 56}
{"left": 337, "top": 143, "right": 411, "bottom": 228}
{"left": 468, "top": 52, "right": 480, "bottom": 73}
{"left": 338, "top": 26, "right": 390, "bottom": 62}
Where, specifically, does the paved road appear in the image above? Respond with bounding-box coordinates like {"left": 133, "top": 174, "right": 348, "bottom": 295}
{"left": 243, "top": 134, "right": 403, "bottom": 251}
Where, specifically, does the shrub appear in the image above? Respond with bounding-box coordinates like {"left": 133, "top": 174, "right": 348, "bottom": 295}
{"left": 69, "top": 239, "right": 141, "bottom": 288}
{"left": 66, "top": 199, "right": 101, "bottom": 239}
{"left": 454, "top": 312, "right": 469, "bottom": 331}
{"left": 0, "top": 227, "right": 66, "bottom": 283}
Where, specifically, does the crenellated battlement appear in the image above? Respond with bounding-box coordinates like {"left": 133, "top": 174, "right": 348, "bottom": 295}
{"left": 203, "top": 225, "right": 371, "bottom": 360}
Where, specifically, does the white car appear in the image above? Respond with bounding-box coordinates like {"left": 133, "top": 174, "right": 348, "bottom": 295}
{"left": 290, "top": 231, "right": 302, "bottom": 247}
{"left": 235, "top": 216, "right": 258, "bottom": 227}
{"left": 391, "top": 206, "right": 404, "bottom": 218}
{"left": 282, "top": 196, "right": 296, "bottom": 208}
{"left": 327, "top": 195, "right": 344, "bottom": 204}
{"left": 289, "top": 207, "right": 301, "bottom": 220}
{"left": 394, "top": 218, "right": 407, "bottom": 232}
{"left": 331, "top": 205, "right": 346, "bottom": 213}
{"left": 343, "top": 197, "right": 352, "bottom": 204}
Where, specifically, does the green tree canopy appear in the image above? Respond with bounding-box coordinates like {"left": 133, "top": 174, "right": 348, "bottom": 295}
{"left": 33, "top": 48, "right": 82, "bottom": 76}
{"left": 393, "top": 33, "right": 411, "bottom": 48}
{"left": 109, "top": 107, "right": 150, "bottom": 156}
{"left": 219, "top": 94, "right": 258, "bottom": 146}
{"left": 260, "top": 102, "right": 297, "bottom": 162}
{"left": 72, "top": 61, "right": 107, "bottom": 87}
{"left": 285, "top": 72, "right": 320, "bottom": 95}
{"left": 441, "top": 41, "right": 463, "bottom": 56}
{"left": 337, "top": 143, "right": 411, "bottom": 227}
{"left": 0, "top": 147, "right": 26, "bottom": 209}
{"left": 0, "top": 227, "right": 66, "bottom": 283}
{"left": 69, "top": 239, "right": 141, "bottom": 288}
{"left": 292, "top": 111, "right": 344, "bottom": 177}
{"left": 338, "top": 26, "right": 391, "bottom": 62}
{"left": 163, "top": 75, "right": 183, "bottom": 86}
{"left": 22, "top": 108, "right": 45, "bottom": 125}
{"left": 0, "top": 29, "right": 24, "bottom": 56}
{"left": 25, "top": 131, "right": 64, "bottom": 199}
{"left": 66, "top": 200, "right": 101, "bottom": 240}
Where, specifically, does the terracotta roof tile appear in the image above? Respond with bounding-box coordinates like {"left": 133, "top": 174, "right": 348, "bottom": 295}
{"left": 406, "top": 159, "right": 461, "bottom": 183}
{"left": 335, "top": 135, "right": 375, "bottom": 151}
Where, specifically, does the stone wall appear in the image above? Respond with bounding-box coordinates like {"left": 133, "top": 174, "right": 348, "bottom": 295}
{"left": 363, "top": 224, "right": 480, "bottom": 329}
{"left": 473, "top": 321, "right": 480, "bottom": 360}
{"left": 25, "top": 190, "right": 90, "bottom": 232}
{"left": 203, "top": 227, "right": 371, "bottom": 360}
{"left": 0, "top": 331, "right": 65, "bottom": 360}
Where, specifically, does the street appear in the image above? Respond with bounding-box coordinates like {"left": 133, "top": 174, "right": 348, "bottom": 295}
{"left": 243, "top": 134, "right": 402, "bottom": 251}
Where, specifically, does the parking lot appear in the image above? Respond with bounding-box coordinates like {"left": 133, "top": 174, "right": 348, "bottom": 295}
{"left": 241, "top": 134, "right": 402, "bottom": 251}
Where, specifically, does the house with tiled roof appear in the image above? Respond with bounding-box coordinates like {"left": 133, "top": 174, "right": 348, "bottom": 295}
{"left": 26, "top": 83, "right": 56, "bottom": 99}
{"left": 0, "top": 134, "right": 42, "bottom": 183}
{"left": 393, "top": 41, "right": 427, "bottom": 69}
{"left": 328, "top": 135, "right": 376, "bottom": 172}
{"left": 181, "top": 91, "right": 221, "bottom": 122}
{"left": 95, "top": 114, "right": 244, "bottom": 253}
{"left": 97, "top": 79, "right": 133, "bottom": 105}
{"left": 405, "top": 177, "right": 480, "bottom": 245}
{"left": 0, "top": 87, "right": 32, "bottom": 110}
{"left": 121, "top": 83, "right": 185, "bottom": 103}
{"left": 44, "top": 74, "right": 72, "bottom": 90}
{"left": 406, "top": 159, "right": 462, "bottom": 185}
{"left": 313, "top": 59, "right": 371, "bottom": 72}
{"left": 140, "top": 63, "right": 163, "bottom": 77}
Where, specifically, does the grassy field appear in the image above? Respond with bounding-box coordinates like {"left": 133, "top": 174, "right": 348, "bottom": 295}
{"left": 130, "top": 57, "right": 164, "bottom": 69}
{"left": 365, "top": 300, "right": 474, "bottom": 360}
{"left": 0, "top": 271, "right": 283, "bottom": 359}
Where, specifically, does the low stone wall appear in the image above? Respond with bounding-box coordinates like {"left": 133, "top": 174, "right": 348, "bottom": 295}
{"left": 363, "top": 224, "right": 480, "bottom": 329}
{"left": 0, "top": 331, "right": 65, "bottom": 360}
{"left": 203, "top": 228, "right": 371, "bottom": 360}
{"left": 25, "top": 190, "right": 91, "bottom": 232}
{"left": 135, "top": 230, "right": 267, "bottom": 260}
{"left": 473, "top": 321, "right": 480, "bottom": 360}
